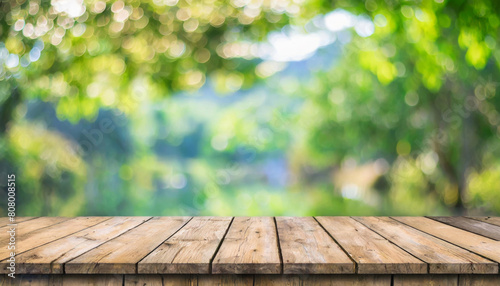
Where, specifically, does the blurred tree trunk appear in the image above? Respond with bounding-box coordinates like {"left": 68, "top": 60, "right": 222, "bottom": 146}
{"left": 432, "top": 84, "right": 470, "bottom": 215}
{"left": 457, "top": 105, "right": 475, "bottom": 215}
{"left": 0, "top": 82, "right": 21, "bottom": 134}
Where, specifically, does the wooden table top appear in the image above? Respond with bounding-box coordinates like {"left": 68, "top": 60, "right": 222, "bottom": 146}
{"left": 1, "top": 216, "right": 500, "bottom": 275}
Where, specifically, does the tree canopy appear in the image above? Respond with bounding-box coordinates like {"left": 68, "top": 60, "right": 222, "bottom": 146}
{"left": 300, "top": 0, "right": 500, "bottom": 213}
{"left": 1, "top": 0, "right": 327, "bottom": 122}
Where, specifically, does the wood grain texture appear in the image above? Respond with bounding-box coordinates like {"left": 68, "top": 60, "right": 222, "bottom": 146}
{"left": 2, "top": 216, "right": 500, "bottom": 278}
{"left": 0, "top": 275, "right": 122, "bottom": 286}
{"left": 429, "top": 217, "right": 500, "bottom": 240}
{"left": 212, "top": 217, "right": 281, "bottom": 274}
{"left": 139, "top": 217, "right": 232, "bottom": 274}
{"left": 0, "top": 217, "right": 109, "bottom": 261}
{"left": 50, "top": 274, "right": 123, "bottom": 285}
{"left": 459, "top": 275, "right": 500, "bottom": 286}
{"left": 124, "top": 275, "right": 163, "bottom": 286}
{"left": 393, "top": 275, "right": 458, "bottom": 286}
{"left": 354, "top": 217, "right": 497, "bottom": 274}
{"left": 254, "top": 275, "right": 391, "bottom": 286}
{"left": 467, "top": 217, "right": 500, "bottom": 227}
{"left": 0, "top": 217, "right": 69, "bottom": 248}
{"left": 317, "top": 217, "right": 425, "bottom": 274}
{"left": 162, "top": 275, "right": 197, "bottom": 286}
{"left": 0, "top": 217, "right": 36, "bottom": 227}
{"left": 65, "top": 217, "right": 191, "bottom": 274}
{"left": 1, "top": 217, "right": 68, "bottom": 235}
{"left": 0, "top": 218, "right": 9, "bottom": 228}
{"left": 276, "top": 217, "right": 353, "bottom": 274}
{"left": 197, "top": 275, "right": 254, "bottom": 286}
{"left": 0, "top": 275, "right": 49, "bottom": 286}
{"left": 393, "top": 216, "right": 500, "bottom": 263}
{"left": 4, "top": 217, "right": 151, "bottom": 274}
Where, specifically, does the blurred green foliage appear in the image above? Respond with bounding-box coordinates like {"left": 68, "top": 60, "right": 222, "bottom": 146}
{"left": 0, "top": 0, "right": 499, "bottom": 216}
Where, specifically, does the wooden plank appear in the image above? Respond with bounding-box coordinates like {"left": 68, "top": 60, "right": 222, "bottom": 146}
{"left": 212, "top": 217, "right": 281, "bottom": 274}
{"left": 317, "top": 217, "right": 425, "bottom": 274}
{"left": 3, "top": 217, "right": 151, "bottom": 274}
{"left": 467, "top": 217, "right": 500, "bottom": 228}
{"left": 0, "top": 217, "right": 36, "bottom": 227}
{"left": 254, "top": 275, "right": 391, "bottom": 286}
{"left": 139, "top": 217, "right": 232, "bottom": 274}
{"left": 0, "top": 217, "right": 67, "bottom": 259}
{"left": 1, "top": 217, "right": 67, "bottom": 235}
{"left": 0, "top": 217, "right": 109, "bottom": 261}
{"left": 0, "top": 218, "right": 9, "bottom": 228}
{"left": 459, "top": 275, "right": 500, "bottom": 286}
{"left": 65, "top": 217, "right": 191, "bottom": 274}
{"left": 300, "top": 275, "right": 391, "bottom": 286}
{"left": 276, "top": 217, "right": 353, "bottom": 274}
{"left": 198, "top": 275, "right": 254, "bottom": 286}
{"left": 393, "top": 275, "right": 458, "bottom": 286}
{"left": 254, "top": 275, "right": 297, "bottom": 286}
{"left": 354, "top": 217, "right": 497, "bottom": 274}
{"left": 162, "top": 275, "right": 197, "bottom": 286}
{"left": 393, "top": 216, "right": 500, "bottom": 263}
{"left": 14, "top": 217, "right": 37, "bottom": 224}
{"left": 124, "top": 274, "right": 163, "bottom": 286}
{"left": 0, "top": 217, "right": 69, "bottom": 246}
{"left": 0, "top": 275, "right": 49, "bottom": 286}
{"left": 0, "top": 274, "right": 391, "bottom": 286}
{"left": 49, "top": 274, "right": 123, "bottom": 285}
{"left": 429, "top": 217, "right": 500, "bottom": 240}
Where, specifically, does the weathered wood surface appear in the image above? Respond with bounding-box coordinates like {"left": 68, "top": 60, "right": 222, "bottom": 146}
{"left": 0, "top": 217, "right": 36, "bottom": 227}
{"left": 0, "top": 274, "right": 124, "bottom": 285}
{"left": 392, "top": 274, "right": 458, "bottom": 286}
{"left": 125, "top": 274, "right": 162, "bottom": 286}
{"left": 65, "top": 217, "right": 191, "bottom": 274}
{"left": 467, "top": 216, "right": 500, "bottom": 227}
{"left": 459, "top": 275, "right": 500, "bottom": 286}
{"left": 276, "top": 217, "right": 353, "bottom": 274}
{"left": 0, "top": 217, "right": 151, "bottom": 274}
{"left": 317, "top": 217, "right": 425, "bottom": 274}
{"left": 139, "top": 217, "right": 232, "bottom": 274}
{"left": 354, "top": 217, "right": 498, "bottom": 274}
{"left": 429, "top": 216, "right": 500, "bottom": 240}
{"left": 0, "top": 217, "right": 69, "bottom": 248}
{"left": 0, "top": 274, "right": 391, "bottom": 286}
{"left": 393, "top": 216, "right": 500, "bottom": 263}
{"left": 253, "top": 274, "right": 392, "bottom": 285}
{"left": 5, "top": 275, "right": 500, "bottom": 285}
{"left": 0, "top": 217, "right": 108, "bottom": 261}
{"left": 2, "top": 216, "right": 500, "bottom": 278}
{"left": 212, "top": 217, "right": 281, "bottom": 274}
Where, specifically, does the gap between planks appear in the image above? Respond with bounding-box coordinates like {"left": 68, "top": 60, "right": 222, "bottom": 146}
{"left": 61, "top": 217, "right": 156, "bottom": 274}
{"left": 426, "top": 216, "right": 500, "bottom": 241}
{"left": 313, "top": 217, "right": 359, "bottom": 273}
{"left": 353, "top": 217, "right": 497, "bottom": 274}
{"left": 135, "top": 217, "right": 195, "bottom": 272}
{"left": 0, "top": 217, "right": 113, "bottom": 262}
{"left": 273, "top": 217, "right": 284, "bottom": 275}
{"left": 64, "top": 217, "right": 192, "bottom": 274}
{"left": 321, "top": 217, "right": 427, "bottom": 274}
{"left": 209, "top": 217, "right": 235, "bottom": 274}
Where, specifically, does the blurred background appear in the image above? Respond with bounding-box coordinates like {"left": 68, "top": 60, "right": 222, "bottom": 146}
{"left": 0, "top": 0, "right": 499, "bottom": 216}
